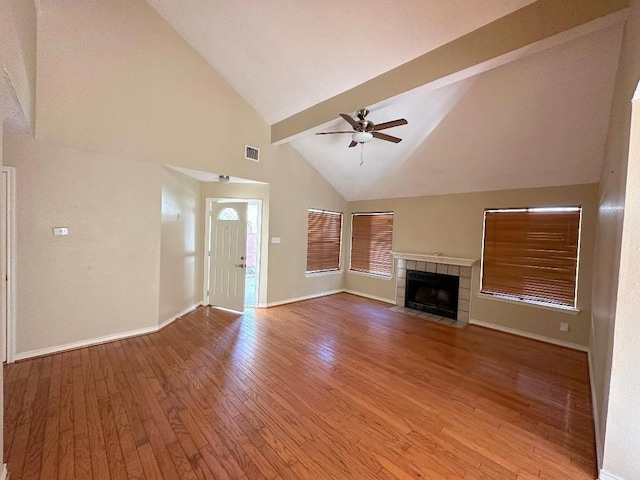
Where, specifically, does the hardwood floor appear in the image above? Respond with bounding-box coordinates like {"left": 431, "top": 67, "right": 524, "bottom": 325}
{"left": 4, "top": 293, "right": 597, "bottom": 479}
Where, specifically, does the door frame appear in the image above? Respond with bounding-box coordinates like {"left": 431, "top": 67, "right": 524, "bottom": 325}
{"left": 203, "top": 197, "right": 263, "bottom": 308}
{"left": 1, "top": 167, "right": 16, "bottom": 363}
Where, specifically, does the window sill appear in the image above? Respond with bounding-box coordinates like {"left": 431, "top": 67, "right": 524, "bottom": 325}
{"left": 347, "top": 270, "right": 393, "bottom": 281}
{"left": 477, "top": 292, "right": 580, "bottom": 315}
{"left": 306, "top": 269, "right": 343, "bottom": 278}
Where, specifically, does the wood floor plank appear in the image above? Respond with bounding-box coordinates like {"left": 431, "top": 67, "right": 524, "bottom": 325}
{"left": 4, "top": 294, "right": 598, "bottom": 479}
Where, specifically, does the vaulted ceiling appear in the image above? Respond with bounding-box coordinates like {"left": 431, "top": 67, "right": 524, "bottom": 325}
{"left": 146, "top": 0, "right": 627, "bottom": 200}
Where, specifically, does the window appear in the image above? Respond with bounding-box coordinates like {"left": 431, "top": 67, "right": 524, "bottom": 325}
{"left": 481, "top": 207, "right": 581, "bottom": 309}
{"left": 217, "top": 207, "right": 239, "bottom": 221}
{"left": 306, "top": 209, "right": 343, "bottom": 273}
{"left": 350, "top": 212, "right": 394, "bottom": 277}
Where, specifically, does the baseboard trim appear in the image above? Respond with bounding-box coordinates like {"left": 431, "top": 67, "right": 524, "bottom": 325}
{"left": 469, "top": 319, "right": 589, "bottom": 352}
{"left": 344, "top": 289, "right": 396, "bottom": 305}
{"left": 14, "top": 325, "right": 159, "bottom": 361}
{"left": 599, "top": 470, "right": 624, "bottom": 480}
{"left": 589, "top": 348, "right": 604, "bottom": 471}
{"left": 15, "top": 303, "right": 202, "bottom": 361}
{"left": 159, "top": 303, "right": 201, "bottom": 330}
{"left": 264, "top": 289, "right": 345, "bottom": 307}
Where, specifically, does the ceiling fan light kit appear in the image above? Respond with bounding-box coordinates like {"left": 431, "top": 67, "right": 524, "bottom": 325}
{"left": 352, "top": 131, "right": 373, "bottom": 144}
{"left": 316, "top": 108, "right": 408, "bottom": 149}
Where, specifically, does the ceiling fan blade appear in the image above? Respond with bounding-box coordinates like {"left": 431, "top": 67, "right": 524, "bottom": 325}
{"left": 315, "top": 131, "right": 354, "bottom": 135}
{"left": 349, "top": 141, "right": 358, "bottom": 148}
{"left": 371, "top": 119, "right": 408, "bottom": 131}
{"left": 372, "top": 132, "right": 402, "bottom": 143}
{"left": 340, "top": 113, "right": 361, "bottom": 130}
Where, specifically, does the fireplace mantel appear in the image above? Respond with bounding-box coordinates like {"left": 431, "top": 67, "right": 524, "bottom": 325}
{"left": 391, "top": 251, "right": 477, "bottom": 267}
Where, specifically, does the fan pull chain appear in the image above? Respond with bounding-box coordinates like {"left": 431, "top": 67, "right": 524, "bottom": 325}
{"left": 360, "top": 143, "right": 364, "bottom": 166}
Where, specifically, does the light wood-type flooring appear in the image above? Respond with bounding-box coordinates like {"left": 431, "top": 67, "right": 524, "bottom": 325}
{"left": 4, "top": 293, "right": 597, "bottom": 479}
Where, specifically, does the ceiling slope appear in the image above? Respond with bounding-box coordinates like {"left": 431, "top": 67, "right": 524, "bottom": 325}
{"left": 291, "top": 25, "right": 623, "bottom": 201}
{"left": 146, "top": 0, "right": 535, "bottom": 124}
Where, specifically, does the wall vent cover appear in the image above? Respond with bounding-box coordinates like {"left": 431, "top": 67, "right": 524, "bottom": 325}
{"left": 245, "top": 145, "right": 260, "bottom": 162}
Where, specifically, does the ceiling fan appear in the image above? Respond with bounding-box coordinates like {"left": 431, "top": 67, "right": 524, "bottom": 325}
{"left": 316, "top": 109, "right": 408, "bottom": 148}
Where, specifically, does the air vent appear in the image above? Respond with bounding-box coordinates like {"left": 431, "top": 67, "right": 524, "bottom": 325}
{"left": 244, "top": 145, "right": 260, "bottom": 162}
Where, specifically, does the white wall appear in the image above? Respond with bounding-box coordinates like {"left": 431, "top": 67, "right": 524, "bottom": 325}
{"left": 3, "top": 128, "right": 162, "bottom": 357}
{"left": 159, "top": 167, "right": 202, "bottom": 323}
{"left": 590, "top": 0, "right": 640, "bottom": 469}
{"left": 600, "top": 85, "right": 640, "bottom": 480}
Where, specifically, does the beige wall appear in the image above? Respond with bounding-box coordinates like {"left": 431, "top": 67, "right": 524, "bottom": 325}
{"left": 591, "top": 0, "right": 640, "bottom": 470}
{"left": 159, "top": 168, "right": 202, "bottom": 323}
{"left": 201, "top": 181, "right": 270, "bottom": 306}
{"left": 4, "top": 128, "right": 162, "bottom": 356}
{"left": 34, "top": 0, "right": 347, "bottom": 308}
{"left": 602, "top": 80, "right": 640, "bottom": 480}
{"left": 347, "top": 183, "right": 598, "bottom": 346}
{"left": 35, "top": 0, "right": 271, "bottom": 181}
{"left": 596, "top": 2, "right": 640, "bottom": 478}
{"left": 267, "top": 146, "right": 347, "bottom": 302}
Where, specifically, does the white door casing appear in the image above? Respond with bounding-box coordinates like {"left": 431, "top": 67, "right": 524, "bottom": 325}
{"left": 0, "top": 167, "right": 16, "bottom": 363}
{"left": 208, "top": 202, "right": 247, "bottom": 312}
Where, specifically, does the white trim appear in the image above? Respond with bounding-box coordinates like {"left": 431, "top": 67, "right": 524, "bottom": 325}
{"left": 0, "top": 463, "right": 7, "bottom": 480}
{"left": 262, "top": 289, "right": 345, "bottom": 308}
{"left": 14, "top": 325, "right": 159, "bottom": 361}
{"left": 344, "top": 289, "right": 396, "bottom": 304}
{"left": 1, "top": 166, "right": 17, "bottom": 363}
{"left": 599, "top": 470, "right": 624, "bottom": 480}
{"left": 469, "top": 319, "right": 589, "bottom": 352}
{"left": 391, "top": 251, "right": 477, "bottom": 266}
{"left": 477, "top": 292, "right": 580, "bottom": 315}
{"left": 347, "top": 269, "right": 394, "bottom": 281}
{"left": 159, "top": 303, "right": 201, "bottom": 330}
{"left": 589, "top": 348, "right": 604, "bottom": 471}
{"left": 305, "top": 269, "right": 343, "bottom": 278}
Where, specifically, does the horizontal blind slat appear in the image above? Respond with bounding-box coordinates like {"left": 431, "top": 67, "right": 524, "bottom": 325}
{"left": 307, "top": 210, "right": 342, "bottom": 272}
{"left": 482, "top": 209, "right": 580, "bottom": 307}
{"left": 351, "top": 213, "right": 393, "bottom": 276}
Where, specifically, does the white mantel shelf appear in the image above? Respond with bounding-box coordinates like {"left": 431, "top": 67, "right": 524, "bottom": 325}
{"left": 391, "top": 251, "right": 477, "bottom": 267}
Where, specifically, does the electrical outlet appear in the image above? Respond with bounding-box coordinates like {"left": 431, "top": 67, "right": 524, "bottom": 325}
{"left": 560, "top": 322, "right": 569, "bottom": 332}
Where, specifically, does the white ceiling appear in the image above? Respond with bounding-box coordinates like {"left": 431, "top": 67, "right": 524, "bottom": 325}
{"left": 291, "top": 25, "right": 624, "bottom": 200}
{"left": 146, "top": 0, "right": 534, "bottom": 124}
{"left": 144, "top": 1, "right": 626, "bottom": 201}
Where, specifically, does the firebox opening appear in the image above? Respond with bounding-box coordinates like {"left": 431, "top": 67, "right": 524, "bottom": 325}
{"left": 405, "top": 270, "right": 459, "bottom": 319}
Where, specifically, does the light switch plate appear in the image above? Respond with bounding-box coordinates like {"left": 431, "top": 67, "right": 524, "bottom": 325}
{"left": 52, "top": 227, "right": 69, "bottom": 236}
{"left": 560, "top": 322, "right": 569, "bottom": 332}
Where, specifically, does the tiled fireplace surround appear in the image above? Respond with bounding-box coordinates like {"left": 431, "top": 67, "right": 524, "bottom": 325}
{"left": 392, "top": 252, "right": 475, "bottom": 325}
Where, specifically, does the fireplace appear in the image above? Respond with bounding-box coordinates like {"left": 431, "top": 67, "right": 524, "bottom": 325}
{"left": 405, "top": 270, "right": 459, "bottom": 319}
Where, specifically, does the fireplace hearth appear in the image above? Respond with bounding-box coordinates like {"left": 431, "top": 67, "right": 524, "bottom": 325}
{"left": 405, "top": 270, "right": 459, "bottom": 319}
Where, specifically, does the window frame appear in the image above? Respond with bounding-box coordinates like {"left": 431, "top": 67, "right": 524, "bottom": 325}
{"left": 349, "top": 211, "right": 394, "bottom": 279}
{"left": 479, "top": 206, "right": 582, "bottom": 311}
{"left": 306, "top": 208, "right": 343, "bottom": 274}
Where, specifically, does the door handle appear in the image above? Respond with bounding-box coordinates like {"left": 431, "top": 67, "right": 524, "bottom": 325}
{"left": 234, "top": 263, "right": 245, "bottom": 268}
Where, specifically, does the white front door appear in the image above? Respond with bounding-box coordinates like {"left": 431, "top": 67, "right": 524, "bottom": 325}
{"left": 208, "top": 202, "right": 247, "bottom": 312}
